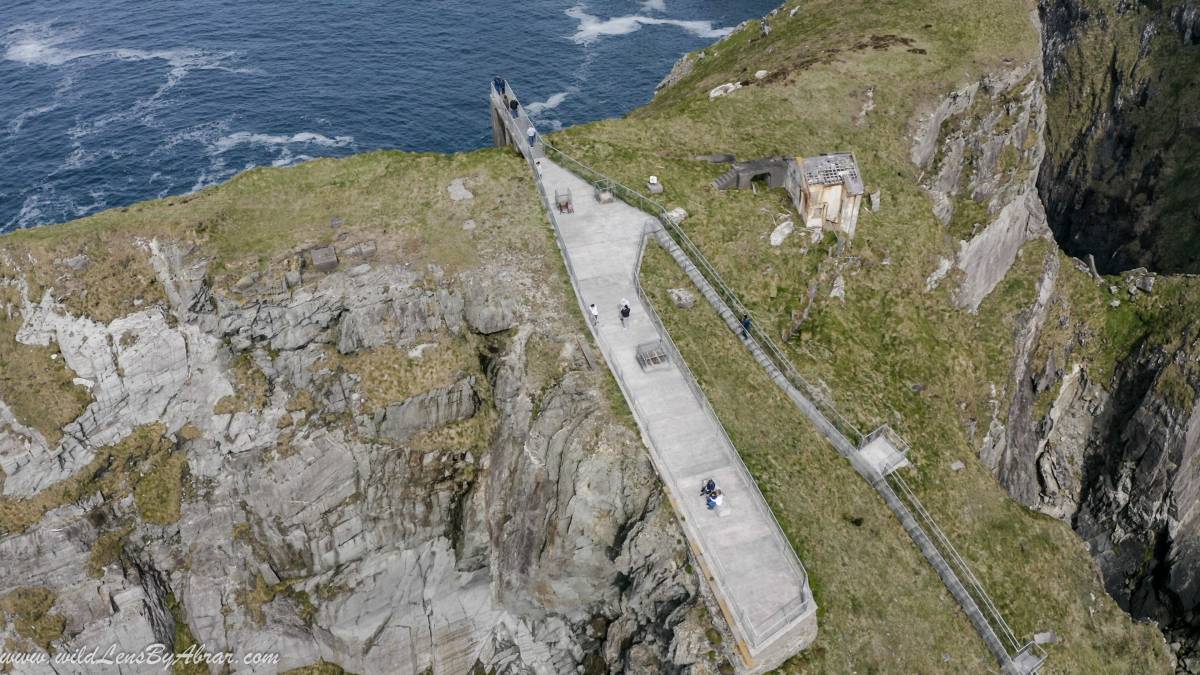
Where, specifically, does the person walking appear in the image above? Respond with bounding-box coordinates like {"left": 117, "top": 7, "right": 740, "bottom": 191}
{"left": 589, "top": 303, "right": 599, "bottom": 327}
{"left": 509, "top": 98, "right": 520, "bottom": 118}
{"left": 619, "top": 298, "right": 631, "bottom": 328}
{"left": 740, "top": 314, "right": 752, "bottom": 339}
{"left": 493, "top": 75, "right": 505, "bottom": 96}
{"left": 700, "top": 478, "right": 716, "bottom": 496}
{"left": 526, "top": 125, "right": 537, "bottom": 147}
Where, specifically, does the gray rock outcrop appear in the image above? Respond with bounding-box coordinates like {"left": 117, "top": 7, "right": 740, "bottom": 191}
{"left": 0, "top": 239, "right": 722, "bottom": 674}
{"left": 911, "top": 61, "right": 1053, "bottom": 312}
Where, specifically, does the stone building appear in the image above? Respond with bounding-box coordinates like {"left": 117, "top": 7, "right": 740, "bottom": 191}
{"left": 713, "top": 152, "right": 864, "bottom": 239}
{"left": 785, "top": 153, "right": 864, "bottom": 239}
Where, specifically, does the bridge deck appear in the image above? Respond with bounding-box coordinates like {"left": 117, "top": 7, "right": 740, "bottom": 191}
{"left": 490, "top": 84, "right": 816, "bottom": 672}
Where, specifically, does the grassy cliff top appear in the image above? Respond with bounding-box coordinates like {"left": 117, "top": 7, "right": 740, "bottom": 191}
{"left": 0, "top": 0, "right": 1181, "bottom": 672}
{"left": 551, "top": 0, "right": 1173, "bottom": 672}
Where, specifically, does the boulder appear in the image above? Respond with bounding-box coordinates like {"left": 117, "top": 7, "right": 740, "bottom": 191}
{"left": 668, "top": 288, "right": 697, "bottom": 309}
{"left": 770, "top": 219, "right": 795, "bottom": 246}
{"left": 447, "top": 177, "right": 473, "bottom": 201}
{"left": 708, "top": 82, "right": 742, "bottom": 99}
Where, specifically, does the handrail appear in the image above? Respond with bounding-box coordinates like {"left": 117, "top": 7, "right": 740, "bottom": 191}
{"left": 891, "top": 472, "right": 1021, "bottom": 651}
{"left": 491, "top": 79, "right": 1040, "bottom": 673}
{"left": 492, "top": 81, "right": 813, "bottom": 648}
{"left": 631, "top": 224, "right": 814, "bottom": 638}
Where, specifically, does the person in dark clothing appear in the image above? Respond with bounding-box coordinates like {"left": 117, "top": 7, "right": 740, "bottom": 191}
{"left": 619, "top": 302, "right": 631, "bottom": 327}
{"left": 509, "top": 98, "right": 519, "bottom": 118}
{"left": 493, "top": 76, "right": 505, "bottom": 95}
{"left": 701, "top": 478, "right": 716, "bottom": 496}
{"left": 740, "top": 314, "right": 752, "bottom": 339}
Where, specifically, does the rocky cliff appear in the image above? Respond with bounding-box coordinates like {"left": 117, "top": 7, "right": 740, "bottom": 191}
{"left": 0, "top": 155, "right": 729, "bottom": 674}
{"left": 994, "top": 276, "right": 1200, "bottom": 670}
{"left": 1038, "top": 0, "right": 1200, "bottom": 274}
{"left": 966, "top": 2, "right": 1200, "bottom": 669}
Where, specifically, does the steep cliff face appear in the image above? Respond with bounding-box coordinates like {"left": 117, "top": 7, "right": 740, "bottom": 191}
{"left": 1038, "top": 0, "right": 1200, "bottom": 274}
{"left": 974, "top": 2, "right": 1200, "bottom": 667}
{"left": 1074, "top": 337, "right": 1200, "bottom": 653}
{"left": 0, "top": 154, "right": 728, "bottom": 674}
{"left": 1005, "top": 304, "right": 1200, "bottom": 668}
{"left": 910, "top": 59, "right": 1053, "bottom": 313}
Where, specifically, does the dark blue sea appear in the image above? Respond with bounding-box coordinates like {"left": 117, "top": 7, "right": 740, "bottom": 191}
{"left": 0, "top": 0, "right": 778, "bottom": 230}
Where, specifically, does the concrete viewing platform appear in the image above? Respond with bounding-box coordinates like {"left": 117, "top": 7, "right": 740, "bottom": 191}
{"left": 490, "top": 83, "right": 816, "bottom": 672}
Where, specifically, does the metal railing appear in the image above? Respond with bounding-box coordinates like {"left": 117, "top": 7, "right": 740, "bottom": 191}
{"left": 492, "top": 79, "right": 1042, "bottom": 673}
{"left": 492, "top": 81, "right": 814, "bottom": 650}
{"left": 897, "top": 468, "right": 1017, "bottom": 653}
{"left": 630, "top": 223, "right": 815, "bottom": 642}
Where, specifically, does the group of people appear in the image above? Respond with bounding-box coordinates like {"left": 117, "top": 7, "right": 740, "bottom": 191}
{"left": 701, "top": 478, "right": 724, "bottom": 510}
{"left": 588, "top": 298, "right": 632, "bottom": 328}
{"left": 493, "top": 75, "right": 538, "bottom": 148}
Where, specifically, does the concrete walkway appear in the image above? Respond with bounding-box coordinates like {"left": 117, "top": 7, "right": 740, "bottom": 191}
{"left": 542, "top": 158, "right": 816, "bottom": 671}
{"left": 490, "top": 83, "right": 817, "bottom": 670}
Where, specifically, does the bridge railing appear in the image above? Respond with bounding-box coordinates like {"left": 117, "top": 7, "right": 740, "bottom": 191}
{"left": 496, "top": 81, "right": 815, "bottom": 648}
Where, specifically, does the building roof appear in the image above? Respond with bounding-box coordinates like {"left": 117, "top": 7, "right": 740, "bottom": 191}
{"left": 799, "top": 153, "right": 863, "bottom": 195}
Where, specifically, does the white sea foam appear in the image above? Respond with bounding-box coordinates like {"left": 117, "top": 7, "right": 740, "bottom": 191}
{"left": 524, "top": 91, "right": 569, "bottom": 116}
{"left": 272, "top": 154, "right": 314, "bottom": 168}
{"left": 566, "top": 6, "right": 731, "bottom": 44}
{"left": 6, "top": 22, "right": 258, "bottom": 141}
{"left": 7, "top": 101, "right": 59, "bottom": 135}
{"left": 212, "top": 131, "right": 354, "bottom": 153}
{"left": 640, "top": 0, "right": 667, "bottom": 12}
{"left": 12, "top": 195, "right": 46, "bottom": 229}
{"left": 3, "top": 22, "right": 255, "bottom": 73}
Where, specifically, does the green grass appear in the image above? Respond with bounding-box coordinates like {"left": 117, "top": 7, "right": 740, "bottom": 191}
{"left": 0, "top": 587, "right": 65, "bottom": 651}
{"left": 133, "top": 451, "right": 188, "bottom": 525}
{"left": 88, "top": 527, "right": 133, "bottom": 578}
{"left": 544, "top": 0, "right": 1174, "bottom": 670}
{"left": 642, "top": 242, "right": 1168, "bottom": 673}
{"left": 166, "top": 591, "right": 208, "bottom": 675}
{"left": 0, "top": 286, "right": 92, "bottom": 447}
{"left": 0, "top": 148, "right": 553, "bottom": 302}
{"left": 0, "top": 425, "right": 173, "bottom": 534}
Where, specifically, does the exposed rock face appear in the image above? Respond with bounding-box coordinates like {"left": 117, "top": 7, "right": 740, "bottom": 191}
{"left": 914, "top": 13, "right": 1200, "bottom": 666}
{"left": 1074, "top": 343, "right": 1200, "bottom": 646}
{"left": 0, "top": 241, "right": 721, "bottom": 673}
{"left": 980, "top": 251, "right": 1061, "bottom": 497}
{"left": 910, "top": 60, "right": 1052, "bottom": 312}
{"left": 1038, "top": 0, "right": 1200, "bottom": 274}
{"left": 969, "top": 67, "right": 1200, "bottom": 671}
{"left": 1002, "top": 328, "right": 1200, "bottom": 668}
{"left": 981, "top": 2, "right": 1200, "bottom": 667}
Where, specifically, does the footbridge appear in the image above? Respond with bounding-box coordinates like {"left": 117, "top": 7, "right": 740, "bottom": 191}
{"left": 490, "top": 81, "right": 817, "bottom": 673}
{"left": 491, "top": 78, "right": 1048, "bottom": 675}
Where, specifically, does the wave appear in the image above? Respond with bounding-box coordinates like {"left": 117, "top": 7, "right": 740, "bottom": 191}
{"left": 565, "top": 5, "right": 732, "bottom": 45}
{"left": 212, "top": 131, "right": 354, "bottom": 153}
{"left": 525, "top": 92, "right": 569, "bottom": 116}
{"left": 641, "top": 0, "right": 667, "bottom": 12}
{"left": 3, "top": 22, "right": 255, "bottom": 74}
{"left": 7, "top": 101, "right": 60, "bottom": 135}
{"left": 272, "top": 154, "right": 314, "bottom": 168}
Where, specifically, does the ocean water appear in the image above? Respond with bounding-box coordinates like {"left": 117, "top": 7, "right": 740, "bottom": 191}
{"left": 0, "top": 0, "right": 779, "bottom": 231}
